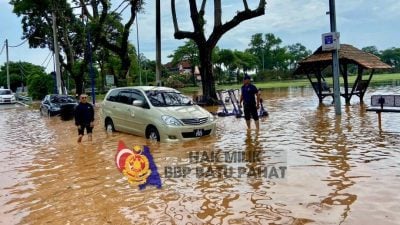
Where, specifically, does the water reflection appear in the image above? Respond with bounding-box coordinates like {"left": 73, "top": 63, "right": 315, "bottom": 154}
{"left": 0, "top": 85, "right": 399, "bottom": 224}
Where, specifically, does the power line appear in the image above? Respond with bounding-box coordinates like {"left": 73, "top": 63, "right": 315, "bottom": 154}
{"left": 18, "top": 62, "right": 27, "bottom": 77}
{"left": 45, "top": 54, "right": 53, "bottom": 70}
{"left": 41, "top": 51, "right": 52, "bottom": 66}
{"left": 111, "top": 0, "right": 129, "bottom": 15}
{"left": 8, "top": 39, "right": 28, "bottom": 48}
{"left": 117, "top": 2, "right": 130, "bottom": 16}
{"left": 0, "top": 42, "right": 5, "bottom": 55}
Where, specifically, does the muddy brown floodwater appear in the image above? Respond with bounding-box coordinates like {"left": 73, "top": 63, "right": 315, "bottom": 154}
{"left": 0, "top": 85, "right": 400, "bottom": 225}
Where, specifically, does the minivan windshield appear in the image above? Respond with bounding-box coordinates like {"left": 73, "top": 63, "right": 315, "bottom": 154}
{"left": 145, "top": 90, "right": 192, "bottom": 107}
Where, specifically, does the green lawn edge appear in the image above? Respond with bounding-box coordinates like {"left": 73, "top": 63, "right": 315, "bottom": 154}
{"left": 179, "top": 73, "right": 400, "bottom": 92}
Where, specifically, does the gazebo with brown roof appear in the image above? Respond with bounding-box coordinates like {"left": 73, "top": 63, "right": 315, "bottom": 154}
{"left": 294, "top": 44, "right": 391, "bottom": 104}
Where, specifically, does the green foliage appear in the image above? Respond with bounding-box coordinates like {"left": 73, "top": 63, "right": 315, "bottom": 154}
{"left": 380, "top": 47, "right": 400, "bottom": 72}
{"left": 27, "top": 73, "right": 54, "bottom": 100}
{"left": 248, "top": 33, "right": 290, "bottom": 71}
{"left": 287, "top": 43, "right": 312, "bottom": 70}
{"left": 233, "top": 50, "right": 258, "bottom": 72}
{"left": 362, "top": 46, "right": 380, "bottom": 57}
{"left": 168, "top": 40, "right": 199, "bottom": 67}
{"left": 0, "top": 61, "right": 46, "bottom": 91}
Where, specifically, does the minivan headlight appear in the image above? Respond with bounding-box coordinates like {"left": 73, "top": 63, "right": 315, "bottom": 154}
{"left": 161, "top": 115, "right": 182, "bottom": 126}
{"left": 209, "top": 113, "right": 216, "bottom": 122}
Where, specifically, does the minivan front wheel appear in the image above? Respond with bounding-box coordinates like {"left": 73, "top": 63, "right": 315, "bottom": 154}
{"left": 146, "top": 126, "right": 160, "bottom": 142}
{"left": 105, "top": 118, "right": 115, "bottom": 133}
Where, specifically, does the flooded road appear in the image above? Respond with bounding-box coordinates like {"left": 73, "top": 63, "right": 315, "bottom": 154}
{"left": 1, "top": 85, "right": 399, "bottom": 225}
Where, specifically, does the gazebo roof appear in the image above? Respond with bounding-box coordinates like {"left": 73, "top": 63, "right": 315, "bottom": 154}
{"left": 294, "top": 44, "right": 391, "bottom": 74}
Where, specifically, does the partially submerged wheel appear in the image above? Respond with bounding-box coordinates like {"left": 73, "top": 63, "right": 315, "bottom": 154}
{"left": 105, "top": 118, "right": 115, "bottom": 133}
{"left": 146, "top": 126, "right": 160, "bottom": 142}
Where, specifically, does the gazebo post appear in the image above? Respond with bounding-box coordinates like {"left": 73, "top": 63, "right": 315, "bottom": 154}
{"left": 361, "top": 69, "right": 375, "bottom": 101}
{"left": 316, "top": 68, "right": 323, "bottom": 103}
{"left": 342, "top": 63, "right": 350, "bottom": 104}
{"left": 349, "top": 65, "right": 362, "bottom": 101}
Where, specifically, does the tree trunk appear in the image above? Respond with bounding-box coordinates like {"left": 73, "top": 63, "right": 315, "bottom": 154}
{"left": 171, "top": 0, "right": 266, "bottom": 105}
{"left": 74, "top": 76, "right": 84, "bottom": 97}
{"left": 199, "top": 49, "right": 218, "bottom": 104}
{"left": 191, "top": 65, "right": 196, "bottom": 86}
{"left": 120, "top": 53, "right": 131, "bottom": 81}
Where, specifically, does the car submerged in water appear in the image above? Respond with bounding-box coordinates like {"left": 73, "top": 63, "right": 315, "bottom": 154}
{"left": 100, "top": 86, "right": 217, "bottom": 142}
{"left": 0, "top": 89, "right": 16, "bottom": 104}
{"left": 40, "top": 94, "right": 78, "bottom": 120}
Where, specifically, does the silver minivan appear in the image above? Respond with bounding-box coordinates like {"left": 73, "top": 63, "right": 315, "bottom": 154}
{"left": 100, "top": 86, "right": 216, "bottom": 142}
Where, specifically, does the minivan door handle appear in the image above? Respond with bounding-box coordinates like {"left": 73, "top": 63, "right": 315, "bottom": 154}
{"left": 129, "top": 109, "right": 135, "bottom": 117}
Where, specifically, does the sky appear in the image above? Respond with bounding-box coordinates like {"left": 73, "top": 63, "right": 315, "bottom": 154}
{"left": 1, "top": 0, "right": 399, "bottom": 73}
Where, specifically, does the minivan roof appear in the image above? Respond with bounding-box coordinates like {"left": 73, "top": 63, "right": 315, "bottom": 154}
{"left": 111, "top": 86, "right": 179, "bottom": 92}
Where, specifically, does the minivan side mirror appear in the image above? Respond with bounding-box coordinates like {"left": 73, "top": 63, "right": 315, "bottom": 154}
{"left": 132, "top": 100, "right": 143, "bottom": 107}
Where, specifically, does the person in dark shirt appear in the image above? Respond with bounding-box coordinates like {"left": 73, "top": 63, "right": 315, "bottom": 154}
{"left": 239, "top": 74, "right": 260, "bottom": 130}
{"left": 74, "top": 94, "right": 95, "bottom": 143}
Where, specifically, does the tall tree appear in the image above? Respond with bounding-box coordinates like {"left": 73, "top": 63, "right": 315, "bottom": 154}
{"left": 171, "top": 0, "right": 266, "bottom": 104}
{"left": 248, "top": 33, "right": 284, "bottom": 71}
{"left": 287, "top": 43, "right": 311, "bottom": 70}
{"left": 362, "top": 46, "right": 380, "bottom": 57}
{"left": 11, "top": 0, "right": 143, "bottom": 95}
{"left": 11, "top": 0, "right": 86, "bottom": 93}
{"left": 77, "top": 0, "right": 143, "bottom": 82}
{"left": 380, "top": 47, "right": 400, "bottom": 72}
{"left": 234, "top": 50, "right": 258, "bottom": 72}
{"left": 0, "top": 61, "right": 46, "bottom": 91}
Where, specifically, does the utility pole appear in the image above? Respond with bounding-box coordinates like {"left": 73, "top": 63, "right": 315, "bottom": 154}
{"left": 5, "top": 39, "right": 10, "bottom": 89}
{"left": 329, "top": 0, "right": 341, "bottom": 115}
{"left": 52, "top": 11, "right": 63, "bottom": 95}
{"left": 155, "top": 0, "right": 161, "bottom": 86}
{"left": 136, "top": 15, "right": 142, "bottom": 85}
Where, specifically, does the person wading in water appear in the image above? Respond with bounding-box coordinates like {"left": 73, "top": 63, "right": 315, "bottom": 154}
{"left": 74, "top": 94, "right": 95, "bottom": 143}
{"left": 239, "top": 74, "right": 260, "bottom": 130}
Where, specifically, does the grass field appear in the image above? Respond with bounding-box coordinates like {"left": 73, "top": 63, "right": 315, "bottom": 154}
{"left": 179, "top": 73, "right": 400, "bottom": 92}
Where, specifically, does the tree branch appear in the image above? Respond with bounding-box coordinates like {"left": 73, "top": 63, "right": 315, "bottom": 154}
{"left": 189, "top": 0, "right": 201, "bottom": 32}
{"left": 214, "top": 0, "right": 221, "bottom": 27}
{"left": 171, "top": 0, "right": 197, "bottom": 40}
{"left": 208, "top": 0, "right": 266, "bottom": 48}
{"left": 121, "top": 0, "right": 139, "bottom": 51}
{"left": 171, "top": 0, "right": 179, "bottom": 33}
{"left": 243, "top": 0, "right": 249, "bottom": 11}
{"left": 79, "top": 0, "right": 93, "bottom": 19}
{"left": 99, "top": 0, "right": 108, "bottom": 24}
{"left": 200, "top": 0, "right": 206, "bottom": 13}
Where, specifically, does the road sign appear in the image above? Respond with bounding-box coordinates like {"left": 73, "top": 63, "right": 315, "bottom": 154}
{"left": 106, "top": 75, "right": 114, "bottom": 85}
{"left": 322, "top": 32, "right": 340, "bottom": 51}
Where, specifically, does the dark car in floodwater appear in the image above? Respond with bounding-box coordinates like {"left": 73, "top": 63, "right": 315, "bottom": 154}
{"left": 40, "top": 94, "right": 78, "bottom": 120}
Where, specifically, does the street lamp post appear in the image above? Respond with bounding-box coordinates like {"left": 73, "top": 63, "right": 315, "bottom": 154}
{"left": 155, "top": 0, "right": 161, "bottom": 86}
{"left": 51, "top": 11, "right": 63, "bottom": 95}
{"left": 136, "top": 14, "right": 142, "bottom": 85}
{"left": 5, "top": 39, "right": 10, "bottom": 90}
{"left": 85, "top": 19, "right": 96, "bottom": 105}
{"left": 329, "top": 0, "right": 341, "bottom": 115}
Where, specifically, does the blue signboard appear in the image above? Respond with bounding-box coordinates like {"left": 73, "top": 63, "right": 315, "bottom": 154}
{"left": 324, "top": 35, "right": 333, "bottom": 45}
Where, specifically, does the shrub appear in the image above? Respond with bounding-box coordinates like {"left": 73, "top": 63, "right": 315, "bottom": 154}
{"left": 27, "top": 74, "right": 54, "bottom": 100}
